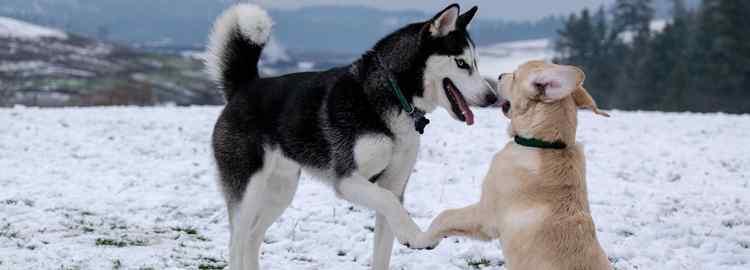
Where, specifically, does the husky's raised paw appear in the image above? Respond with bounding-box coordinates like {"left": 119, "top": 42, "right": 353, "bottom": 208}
{"left": 402, "top": 233, "right": 441, "bottom": 250}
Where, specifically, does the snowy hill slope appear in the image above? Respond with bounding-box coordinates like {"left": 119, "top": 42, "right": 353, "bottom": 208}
{"left": 1, "top": 107, "right": 748, "bottom": 270}
{"left": 478, "top": 38, "right": 553, "bottom": 77}
{"left": 0, "top": 16, "right": 66, "bottom": 39}
{"left": 0, "top": 17, "right": 220, "bottom": 107}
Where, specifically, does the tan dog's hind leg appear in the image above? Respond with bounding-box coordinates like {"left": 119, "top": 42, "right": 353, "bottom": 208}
{"left": 411, "top": 203, "right": 492, "bottom": 249}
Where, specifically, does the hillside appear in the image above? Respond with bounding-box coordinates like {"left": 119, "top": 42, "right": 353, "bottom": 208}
{"left": 0, "top": 0, "right": 564, "bottom": 53}
{"left": 1, "top": 107, "right": 748, "bottom": 269}
{"left": 0, "top": 16, "right": 221, "bottom": 107}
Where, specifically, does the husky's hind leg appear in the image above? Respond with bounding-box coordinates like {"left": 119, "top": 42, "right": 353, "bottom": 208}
{"left": 228, "top": 151, "right": 300, "bottom": 270}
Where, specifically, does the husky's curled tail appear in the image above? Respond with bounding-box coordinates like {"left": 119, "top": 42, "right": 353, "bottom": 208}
{"left": 206, "top": 4, "right": 272, "bottom": 101}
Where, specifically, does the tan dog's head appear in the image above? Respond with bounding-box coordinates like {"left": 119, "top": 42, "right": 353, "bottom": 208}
{"left": 496, "top": 61, "right": 609, "bottom": 143}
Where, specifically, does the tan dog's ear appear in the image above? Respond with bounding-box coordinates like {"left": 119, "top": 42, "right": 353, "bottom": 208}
{"left": 572, "top": 86, "right": 610, "bottom": 117}
{"left": 534, "top": 65, "right": 579, "bottom": 102}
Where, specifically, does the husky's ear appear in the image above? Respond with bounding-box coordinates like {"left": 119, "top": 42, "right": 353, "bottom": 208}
{"left": 457, "top": 6, "right": 478, "bottom": 29}
{"left": 430, "top": 4, "right": 460, "bottom": 37}
{"left": 573, "top": 86, "right": 610, "bottom": 117}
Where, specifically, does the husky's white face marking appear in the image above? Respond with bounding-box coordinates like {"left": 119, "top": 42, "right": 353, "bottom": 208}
{"left": 416, "top": 41, "right": 495, "bottom": 125}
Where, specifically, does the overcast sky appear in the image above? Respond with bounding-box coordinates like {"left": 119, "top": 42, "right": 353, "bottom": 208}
{"left": 250, "top": 0, "right": 616, "bottom": 21}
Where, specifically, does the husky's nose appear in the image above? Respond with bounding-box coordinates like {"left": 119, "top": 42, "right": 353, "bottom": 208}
{"left": 498, "top": 74, "right": 505, "bottom": 80}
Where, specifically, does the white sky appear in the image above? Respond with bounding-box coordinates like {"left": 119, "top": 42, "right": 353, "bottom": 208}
{"left": 249, "top": 0, "right": 616, "bottom": 20}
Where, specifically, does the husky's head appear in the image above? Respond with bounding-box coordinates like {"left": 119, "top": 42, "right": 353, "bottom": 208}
{"left": 414, "top": 4, "right": 497, "bottom": 125}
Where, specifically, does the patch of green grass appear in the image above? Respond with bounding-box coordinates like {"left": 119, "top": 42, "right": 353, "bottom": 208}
{"left": 171, "top": 226, "right": 198, "bottom": 235}
{"left": 1, "top": 199, "right": 34, "bottom": 207}
{"left": 196, "top": 235, "right": 210, "bottom": 242}
{"left": 95, "top": 237, "right": 147, "bottom": 248}
{"left": 46, "top": 79, "right": 88, "bottom": 90}
{"left": 466, "top": 258, "right": 494, "bottom": 269}
{"left": 172, "top": 226, "right": 211, "bottom": 242}
{"left": 0, "top": 223, "right": 19, "bottom": 239}
{"left": 467, "top": 258, "right": 491, "bottom": 269}
{"left": 198, "top": 264, "right": 225, "bottom": 270}
{"left": 197, "top": 256, "right": 226, "bottom": 270}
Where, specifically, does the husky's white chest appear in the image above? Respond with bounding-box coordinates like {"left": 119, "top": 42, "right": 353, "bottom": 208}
{"left": 387, "top": 112, "right": 421, "bottom": 153}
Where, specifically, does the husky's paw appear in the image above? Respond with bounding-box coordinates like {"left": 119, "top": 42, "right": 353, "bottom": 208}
{"left": 402, "top": 232, "right": 441, "bottom": 250}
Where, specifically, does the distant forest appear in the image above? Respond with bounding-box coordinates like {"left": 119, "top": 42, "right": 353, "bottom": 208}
{"left": 554, "top": 0, "right": 750, "bottom": 113}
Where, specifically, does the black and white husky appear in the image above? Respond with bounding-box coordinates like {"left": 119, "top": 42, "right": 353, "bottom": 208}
{"left": 207, "top": 3, "right": 496, "bottom": 270}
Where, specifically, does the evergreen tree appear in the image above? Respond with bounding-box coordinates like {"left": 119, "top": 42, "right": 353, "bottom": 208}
{"left": 608, "top": 0, "right": 655, "bottom": 109}
{"left": 658, "top": 0, "right": 693, "bottom": 111}
{"left": 555, "top": 11, "right": 595, "bottom": 66}
{"left": 553, "top": 0, "right": 749, "bottom": 113}
{"left": 588, "top": 6, "right": 618, "bottom": 107}
{"left": 691, "top": 0, "right": 750, "bottom": 112}
{"left": 612, "top": 0, "right": 655, "bottom": 48}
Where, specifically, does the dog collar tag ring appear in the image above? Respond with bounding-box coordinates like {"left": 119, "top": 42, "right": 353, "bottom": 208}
{"left": 414, "top": 116, "right": 430, "bottom": 134}
{"left": 411, "top": 110, "right": 430, "bottom": 134}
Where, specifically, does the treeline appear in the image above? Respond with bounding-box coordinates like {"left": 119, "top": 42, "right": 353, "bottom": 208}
{"left": 554, "top": 0, "right": 750, "bottom": 113}
{"left": 473, "top": 16, "right": 565, "bottom": 46}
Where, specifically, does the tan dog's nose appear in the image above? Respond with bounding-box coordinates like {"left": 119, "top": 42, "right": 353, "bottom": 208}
{"left": 484, "top": 93, "right": 499, "bottom": 107}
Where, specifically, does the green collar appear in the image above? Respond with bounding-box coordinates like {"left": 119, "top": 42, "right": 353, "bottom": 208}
{"left": 514, "top": 136, "right": 567, "bottom": 149}
{"left": 386, "top": 77, "right": 415, "bottom": 114}
{"left": 386, "top": 77, "right": 430, "bottom": 134}
{"left": 374, "top": 54, "right": 430, "bottom": 134}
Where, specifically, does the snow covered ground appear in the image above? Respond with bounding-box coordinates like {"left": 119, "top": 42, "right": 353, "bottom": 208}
{"left": 1, "top": 106, "right": 749, "bottom": 270}
{"left": 0, "top": 16, "right": 67, "bottom": 40}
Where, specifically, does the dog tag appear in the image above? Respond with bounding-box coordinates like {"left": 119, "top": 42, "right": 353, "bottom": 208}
{"left": 415, "top": 116, "right": 430, "bottom": 134}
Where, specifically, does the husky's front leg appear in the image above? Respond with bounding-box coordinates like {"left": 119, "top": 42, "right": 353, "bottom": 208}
{"left": 372, "top": 173, "right": 411, "bottom": 269}
{"left": 336, "top": 175, "right": 424, "bottom": 248}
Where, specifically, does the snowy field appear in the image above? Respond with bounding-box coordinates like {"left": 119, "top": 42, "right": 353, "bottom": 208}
{"left": 1, "top": 106, "right": 749, "bottom": 270}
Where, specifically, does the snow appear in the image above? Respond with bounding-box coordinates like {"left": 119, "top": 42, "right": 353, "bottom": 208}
{"left": 619, "top": 19, "right": 669, "bottom": 43}
{"left": 262, "top": 37, "right": 291, "bottom": 64}
{"left": 297, "top": 61, "right": 315, "bottom": 70}
{"left": 1, "top": 106, "right": 749, "bottom": 270}
{"left": 0, "top": 16, "right": 67, "bottom": 40}
{"left": 477, "top": 38, "right": 553, "bottom": 77}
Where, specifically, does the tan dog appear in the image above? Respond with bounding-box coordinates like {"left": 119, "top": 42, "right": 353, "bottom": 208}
{"left": 412, "top": 61, "right": 612, "bottom": 270}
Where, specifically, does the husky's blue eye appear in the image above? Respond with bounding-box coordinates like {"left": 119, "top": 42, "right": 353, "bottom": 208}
{"left": 455, "top": 59, "right": 470, "bottom": 70}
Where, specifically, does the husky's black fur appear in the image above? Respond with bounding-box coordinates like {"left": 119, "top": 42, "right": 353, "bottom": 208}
{"left": 212, "top": 4, "right": 479, "bottom": 204}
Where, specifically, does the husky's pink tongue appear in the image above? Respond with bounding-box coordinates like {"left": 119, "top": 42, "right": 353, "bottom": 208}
{"left": 458, "top": 97, "right": 474, "bottom": 125}
{"left": 445, "top": 81, "right": 475, "bottom": 126}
